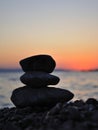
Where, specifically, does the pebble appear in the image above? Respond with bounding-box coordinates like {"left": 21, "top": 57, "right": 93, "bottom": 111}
{"left": 11, "top": 87, "right": 74, "bottom": 108}
{"left": 20, "top": 54, "right": 56, "bottom": 73}
{"left": 20, "top": 71, "right": 60, "bottom": 87}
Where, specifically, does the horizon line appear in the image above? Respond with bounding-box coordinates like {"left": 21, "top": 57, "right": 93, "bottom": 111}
{"left": 0, "top": 67, "right": 98, "bottom": 72}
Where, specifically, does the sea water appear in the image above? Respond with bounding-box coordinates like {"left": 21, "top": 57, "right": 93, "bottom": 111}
{"left": 0, "top": 70, "right": 98, "bottom": 108}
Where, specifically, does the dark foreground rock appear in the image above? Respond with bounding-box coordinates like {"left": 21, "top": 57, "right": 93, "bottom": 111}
{"left": 20, "top": 55, "right": 56, "bottom": 73}
{"left": 20, "top": 71, "right": 60, "bottom": 87}
{"left": 1, "top": 98, "right": 98, "bottom": 130}
{"left": 11, "top": 87, "right": 74, "bottom": 108}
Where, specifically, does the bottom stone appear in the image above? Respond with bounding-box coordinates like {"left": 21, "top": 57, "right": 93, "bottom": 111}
{"left": 11, "top": 87, "right": 74, "bottom": 108}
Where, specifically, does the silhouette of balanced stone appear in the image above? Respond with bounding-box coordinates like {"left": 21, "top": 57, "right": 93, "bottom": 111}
{"left": 11, "top": 54, "right": 74, "bottom": 108}
{"left": 20, "top": 71, "right": 60, "bottom": 87}
{"left": 11, "top": 87, "right": 74, "bottom": 108}
{"left": 20, "top": 55, "right": 56, "bottom": 73}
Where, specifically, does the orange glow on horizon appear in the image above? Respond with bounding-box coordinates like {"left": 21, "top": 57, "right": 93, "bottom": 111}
{"left": 0, "top": 58, "right": 98, "bottom": 71}
{"left": 56, "top": 63, "right": 98, "bottom": 71}
{"left": 55, "top": 54, "right": 98, "bottom": 71}
{"left": 0, "top": 50, "right": 98, "bottom": 71}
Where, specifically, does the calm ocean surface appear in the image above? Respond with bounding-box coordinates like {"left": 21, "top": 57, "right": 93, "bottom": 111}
{"left": 0, "top": 70, "right": 98, "bottom": 108}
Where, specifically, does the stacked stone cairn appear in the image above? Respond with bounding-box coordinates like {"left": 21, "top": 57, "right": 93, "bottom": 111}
{"left": 11, "top": 54, "right": 74, "bottom": 108}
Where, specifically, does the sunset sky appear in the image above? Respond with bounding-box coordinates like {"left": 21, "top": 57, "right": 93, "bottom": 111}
{"left": 0, "top": 0, "right": 98, "bottom": 70}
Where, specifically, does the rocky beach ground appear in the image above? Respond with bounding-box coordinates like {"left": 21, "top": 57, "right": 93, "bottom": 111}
{"left": 0, "top": 98, "right": 98, "bottom": 130}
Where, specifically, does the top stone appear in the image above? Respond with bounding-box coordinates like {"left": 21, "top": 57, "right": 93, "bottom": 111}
{"left": 20, "top": 54, "right": 56, "bottom": 73}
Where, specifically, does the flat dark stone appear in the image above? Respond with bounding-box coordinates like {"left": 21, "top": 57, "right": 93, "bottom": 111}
{"left": 11, "top": 87, "right": 74, "bottom": 108}
{"left": 20, "top": 55, "right": 56, "bottom": 73}
{"left": 20, "top": 71, "right": 60, "bottom": 87}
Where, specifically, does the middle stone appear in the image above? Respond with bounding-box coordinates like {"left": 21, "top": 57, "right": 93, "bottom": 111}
{"left": 20, "top": 71, "right": 60, "bottom": 87}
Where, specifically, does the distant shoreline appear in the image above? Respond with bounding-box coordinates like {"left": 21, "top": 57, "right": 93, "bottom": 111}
{"left": 0, "top": 68, "right": 98, "bottom": 72}
{"left": 0, "top": 68, "right": 22, "bottom": 72}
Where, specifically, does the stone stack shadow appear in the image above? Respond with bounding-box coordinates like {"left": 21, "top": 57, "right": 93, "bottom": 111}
{"left": 11, "top": 54, "right": 74, "bottom": 108}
